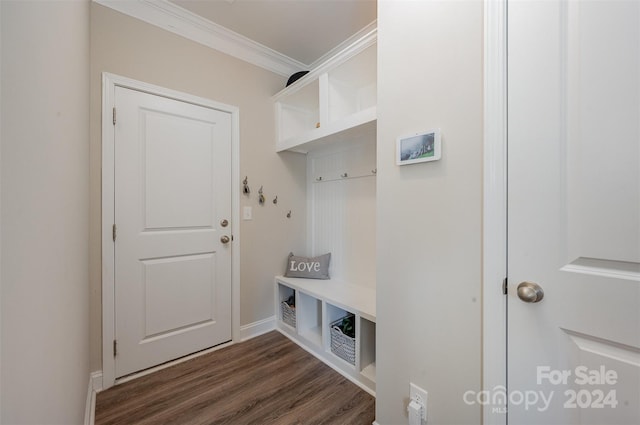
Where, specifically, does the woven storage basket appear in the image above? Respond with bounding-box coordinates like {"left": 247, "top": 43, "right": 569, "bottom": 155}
{"left": 280, "top": 301, "right": 296, "bottom": 328}
{"left": 330, "top": 317, "right": 356, "bottom": 365}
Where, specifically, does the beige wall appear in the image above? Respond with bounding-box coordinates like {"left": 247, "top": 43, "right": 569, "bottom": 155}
{"left": 1, "top": 1, "right": 91, "bottom": 423}
{"left": 376, "top": 1, "right": 483, "bottom": 423}
{"left": 89, "top": 4, "right": 307, "bottom": 372}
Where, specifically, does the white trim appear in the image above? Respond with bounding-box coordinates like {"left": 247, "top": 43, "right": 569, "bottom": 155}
{"left": 93, "top": 0, "right": 304, "bottom": 77}
{"left": 91, "top": 371, "right": 103, "bottom": 393}
{"left": 101, "top": 73, "right": 116, "bottom": 389}
{"left": 101, "top": 72, "right": 241, "bottom": 390}
{"left": 483, "top": 1, "right": 508, "bottom": 425}
{"left": 84, "top": 374, "right": 97, "bottom": 425}
{"left": 308, "top": 20, "right": 378, "bottom": 70}
{"left": 240, "top": 316, "right": 276, "bottom": 341}
{"left": 0, "top": 1, "right": 3, "bottom": 418}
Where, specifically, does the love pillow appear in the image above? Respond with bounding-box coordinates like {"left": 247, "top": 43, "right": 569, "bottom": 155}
{"left": 285, "top": 252, "right": 331, "bottom": 280}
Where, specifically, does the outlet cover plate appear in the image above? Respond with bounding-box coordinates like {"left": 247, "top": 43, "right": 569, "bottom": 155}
{"left": 410, "top": 383, "right": 428, "bottom": 421}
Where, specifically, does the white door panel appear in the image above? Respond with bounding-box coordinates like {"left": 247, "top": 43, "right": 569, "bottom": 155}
{"left": 114, "top": 86, "right": 232, "bottom": 378}
{"left": 508, "top": 0, "right": 640, "bottom": 423}
{"left": 144, "top": 112, "right": 216, "bottom": 229}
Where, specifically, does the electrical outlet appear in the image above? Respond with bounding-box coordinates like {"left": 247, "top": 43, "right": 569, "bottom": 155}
{"left": 410, "top": 383, "right": 428, "bottom": 422}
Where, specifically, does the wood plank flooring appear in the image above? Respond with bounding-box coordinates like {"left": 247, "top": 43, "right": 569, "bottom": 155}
{"left": 96, "top": 331, "right": 375, "bottom": 425}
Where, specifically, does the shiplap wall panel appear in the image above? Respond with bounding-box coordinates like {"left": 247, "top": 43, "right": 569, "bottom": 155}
{"left": 308, "top": 140, "right": 376, "bottom": 289}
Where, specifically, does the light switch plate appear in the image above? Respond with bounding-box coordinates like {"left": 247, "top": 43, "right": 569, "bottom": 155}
{"left": 243, "top": 206, "right": 252, "bottom": 220}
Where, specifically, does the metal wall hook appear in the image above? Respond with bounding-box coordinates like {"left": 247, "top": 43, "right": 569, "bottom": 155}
{"left": 316, "top": 176, "right": 323, "bottom": 181}
{"left": 341, "top": 172, "right": 348, "bottom": 178}
{"left": 273, "top": 196, "right": 278, "bottom": 204}
{"left": 372, "top": 169, "right": 377, "bottom": 174}
{"left": 286, "top": 210, "right": 292, "bottom": 218}
{"left": 258, "top": 186, "right": 265, "bottom": 205}
{"left": 242, "top": 176, "right": 250, "bottom": 195}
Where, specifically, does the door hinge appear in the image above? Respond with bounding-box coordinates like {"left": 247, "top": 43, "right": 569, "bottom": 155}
{"left": 112, "top": 107, "right": 116, "bottom": 125}
{"left": 113, "top": 339, "right": 117, "bottom": 357}
{"left": 112, "top": 224, "right": 117, "bottom": 242}
{"left": 502, "top": 277, "right": 508, "bottom": 295}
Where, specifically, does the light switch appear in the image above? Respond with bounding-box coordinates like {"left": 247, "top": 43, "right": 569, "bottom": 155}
{"left": 243, "top": 206, "right": 252, "bottom": 220}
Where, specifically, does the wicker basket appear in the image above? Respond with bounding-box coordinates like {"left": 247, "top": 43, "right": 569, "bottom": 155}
{"left": 280, "top": 301, "right": 296, "bottom": 328}
{"left": 330, "top": 316, "right": 356, "bottom": 365}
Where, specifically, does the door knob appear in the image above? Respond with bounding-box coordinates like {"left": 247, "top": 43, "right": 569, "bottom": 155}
{"left": 220, "top": 219, "right": 229, "bottom": 227}
{"left": 220, "top": 235, "right": 230, "bottom": 244}
{"left": 517, "top": 281, "right": 544, "bottom": 303}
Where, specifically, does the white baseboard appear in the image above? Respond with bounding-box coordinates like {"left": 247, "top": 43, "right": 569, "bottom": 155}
{"left": 84, "top": 371, "right": 102, "bottom": 425}
{"left": 240, "top": 315, "right": 276, "bottom": 341}
{"left": 91, "top": 371, "right": 103, "bottom": 392}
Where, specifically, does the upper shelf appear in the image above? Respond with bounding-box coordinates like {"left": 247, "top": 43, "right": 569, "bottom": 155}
{"left": 273, "top": 37, "right": 377, "bottom": 154}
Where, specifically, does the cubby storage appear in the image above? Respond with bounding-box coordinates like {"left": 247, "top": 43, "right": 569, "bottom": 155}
{"left": 273, "top": 33, "right": 377, "bottom": 396}
{"left": 298, "top": 292, "right": 322, "bottom": 348}
{"left": 277, "top": 283, "right": 296, "bottom": 330}
{"left": 359, "top": 317, "right": 376, "bottom": 385}
{"left": 328, "top": 44, "right": 376, "bottom": 123}
{"left": 275, "top": 276, "right": 376, "bottom": 394}
{"left": 275, "top": 79, "right": 319, "bottom": 143}
{"left": 273, "top": 40, "right": 376, "bottom": 154}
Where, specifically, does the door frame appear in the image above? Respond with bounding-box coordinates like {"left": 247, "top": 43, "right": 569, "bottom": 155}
{"left": 483, "top": 0, "right": 508, "bottom": 424}
{"left": 101, "top": 73, "right": 241, "bottom": 389}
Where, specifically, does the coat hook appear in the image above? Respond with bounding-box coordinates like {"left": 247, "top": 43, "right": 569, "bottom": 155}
{"left": 341, "top": 172, "right": 348, "bottom": 178}
{"left": 258, "top": 186, "right": 265, "bottom": 205}
{"left": 372, "top": 168, "right": 377, "bottom": 174}
{"left": 273, "top": 195, "right": 278, "bottom": 204}
{"left": 242, "top": 176, "right": 250, "bottom": 195}
{"left": 286, "top": 210, "right": 292, "bottom": 218}
{"left": 316, "top": 176, "right": 323, "bottom": 181}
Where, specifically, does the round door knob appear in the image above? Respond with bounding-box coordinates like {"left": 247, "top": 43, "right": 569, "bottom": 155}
{"left": 517, "top": 281, "right": 544, "bottom": 303}
{"left": 220, "top": 235, "right": 230, "bottom": 244}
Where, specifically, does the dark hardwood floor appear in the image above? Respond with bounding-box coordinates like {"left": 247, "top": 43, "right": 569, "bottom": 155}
{"left": 96, "top": 331, "right": 375, "bottom": 425}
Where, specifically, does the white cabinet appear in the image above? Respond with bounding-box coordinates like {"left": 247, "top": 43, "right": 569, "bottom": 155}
{"left": 273, "top": 42, "right": 377, "bottom": 154}
{"left": 275, "top": 276, "right": 376, "bottom": 394}
{"left": 273, "top": 33, "right": 377, "bottom": 395}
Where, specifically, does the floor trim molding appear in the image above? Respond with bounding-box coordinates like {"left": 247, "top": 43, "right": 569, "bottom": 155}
{"left": 84, "top": 374, "right": 97, "bottom": 425}
{"left": 240, "top": 316, "right": 276, "bottom": 341}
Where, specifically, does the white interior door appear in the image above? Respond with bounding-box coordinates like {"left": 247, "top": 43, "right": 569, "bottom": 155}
{"left": 508, "top": 0, "right": 640, "bottom": 423}
{"left": 114, "top": 86, "right": 232, "bottom": 378}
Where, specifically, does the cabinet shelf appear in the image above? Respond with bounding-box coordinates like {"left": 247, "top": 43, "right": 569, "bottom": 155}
{"left": 276, "top": 276, "right": 375, "bottom": 322}
{"left": 276, "top": 107, "right": 376, "bottom": 154}
{"left": 274, "top": 276, "right": 376, "bottom": 395}
{"left": 274, "top": 43, "right": 376, "bottom": 154}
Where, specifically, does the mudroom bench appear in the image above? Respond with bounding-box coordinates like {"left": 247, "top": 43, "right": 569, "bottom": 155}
{"left": 275, "top": 275, "right": 376, "bottom": 394}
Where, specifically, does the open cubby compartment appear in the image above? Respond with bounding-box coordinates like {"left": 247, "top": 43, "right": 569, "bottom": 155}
{"left": 359, "top": 317, "right": 376, "bottom": 383}
{"left": 328, "top": 44, "right": 377, "bottom": 123}
{"left": 297, "top": 292, "right": 322, "bottom": 348}
{"left": 325, "top": 302, "right": 356, "bottom": 367}
{"left": 277, "top": 283, "right": 296, "bottom": 330}
{"left": 276, "top": 79, "right": 320, "bottom": 143}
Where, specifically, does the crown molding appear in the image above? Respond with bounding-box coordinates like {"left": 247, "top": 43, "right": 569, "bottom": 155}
{"left": 308, "top": 20, "right": 377, "bottom": 70}
{"left": 272, "top": 24, "right": 377, "bottom": 101}
{"left": 94, "top": 0, "right": 306, "bottom": 77}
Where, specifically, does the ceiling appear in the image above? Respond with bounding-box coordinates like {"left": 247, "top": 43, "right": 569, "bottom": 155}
{"left": 169, "top": 0, "right": 377, "bottom": 66}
